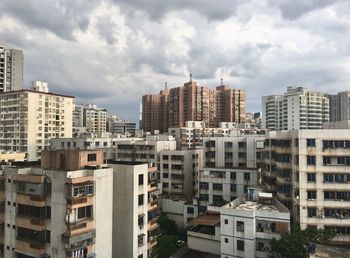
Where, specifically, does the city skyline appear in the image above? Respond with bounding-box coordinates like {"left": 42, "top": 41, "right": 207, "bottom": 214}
{"left": 1, "top": 0, "right": 350, "bottom": 123}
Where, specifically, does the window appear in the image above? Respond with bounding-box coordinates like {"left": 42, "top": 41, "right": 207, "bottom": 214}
{"left": 138, "top": 234, "right": 144, "bottom": 246}
{"left": 138, "top": 174, "right": 144, "bottom": 186}
{"left": 237, "top": 240, "right": 245, "bottom": 251}
{"left": 230, "top": 172, "right": 236, "bottom": 180}
{"left": 323, "top": 157, "right": 331, "bottom": 166}
{"left": 187, "top": 207, "right": 194, "bottom": 214}
{"left": 138, "top": 255, "right": 143, "bottom": 258}
{"left": 307, "top": 173, "right": 316, "bottom": 182}
{"left": 307, "top": 191, "right": 317, "bottom": 200}
{"left": 230, "top": 184, "right": 237, "bottom": 192}
{"left": 237, "top": 221, "right": 244, "bottom": 232}
{"left": 87, "top": 153, "right": 97, "bottom": 162}
{"left": 199, "top": 194, "right": 209, "bottom": 201}
{"left": 224, "top": 238, "right": 228, "bottom": 243}
{"left": 77, "top": 206, "right": 93, "bottom": 219}
{"left": 224, "top": 219, "right": 228, "bottom": 224}
{"left": 244, "top": 173, "right": 250, "bottom": 181}
{"left": 307, "top": 155, "right": 316, "bottom": 166}
{"left": 200, "top": 182, "right": 209, "bottom": 190}
{"left": 163, "top": 155, "right": 169, "bottom": 160}
{"left": 163, "top": 173, "right": 169, "bottom": 178}
{"left": 307, "top": 139, "right": 316, "bottom": 147}
{"left": 138, "top": 214, "right": 144, "bottom": 227}
{"left": 138, "top": 194, "right": 144, "bottom": 206}
{"left": 212, "top": 183, "right": 223, "bottom": 191}
{"left": 308, "top": 208, "right": 316, "bottom": 218}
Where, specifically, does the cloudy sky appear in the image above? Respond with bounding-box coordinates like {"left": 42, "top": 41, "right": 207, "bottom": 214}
{"left": 1, "top": 0, "right": 350, "bottom": 122}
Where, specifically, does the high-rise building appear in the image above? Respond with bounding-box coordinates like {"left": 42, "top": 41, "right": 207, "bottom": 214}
{"left": 329, "top": 91, "right": 350, "bottom": 122}
{"left": 262, "top": 86, "right": 329, "bottom": 130}
{"left": 73, "top": 104, "right": 107, "bottom": 134}
{"left": 142, "top": 79, "right": 246, "bottom": 133}
{"left": 108, "top": 162, "right": 159, "bottom": 258}
{"left": 0, "top": 45, "right": 23, "bottom": 93}
{"left": 1, "top": 149, "right": 113, "bottom": 257}
{"left": 142, "top": 86, "right": 169, "bottom": 134}
{"left": 0, "top": 82, "right": 74, "bottom": 161}
{"left": 259, "top": 129, "right": 350, "bottom": 243}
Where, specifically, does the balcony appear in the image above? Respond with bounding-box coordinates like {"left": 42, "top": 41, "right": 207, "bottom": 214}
{"left": 16, "top": 174, "right": 45, "bottom": 184}
{"left": 276, "top": 176, "right": 292, "bottom": 185}
{"left": 16, "top": 239, "right": 46, "bottom": 257}
{"left": 65, "top": 242, "right": 95, "bottom": 258}
{"left": 16, "top": 194, "right": 46, "bottom": 207}
{"left": 16, "top": 216, "right": 47, "bottom": 231}
{"left": 62, "top": 229, "right": 96, "bottom": 246}
{"left": 66, "top": 196, "right": 93, "bottom": 209}
{"left": 65, "top": 220, "right": 94, "bottom": 237}
{"left": 148, "top": 200, "right": 158, "bottom": 211}
{"left": 148, "top": 182, "right": 157, "bottom": 193}
{"left": 66, "top": 176, "right": 93, "bottom": 185}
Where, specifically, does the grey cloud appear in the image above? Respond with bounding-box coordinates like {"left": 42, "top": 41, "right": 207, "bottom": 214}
{"left": 269, "top": 0, "right": 347, "bottom": 20}
{"left": 1, "top": 0, "right": 98, "bottom": 40}
{"left": 111, "top": 0, "right": 245, "bottom": 21}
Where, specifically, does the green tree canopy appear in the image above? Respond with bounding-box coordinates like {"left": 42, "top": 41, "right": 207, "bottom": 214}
{"left": 269, "top": 227, "right": 336, "bottom": 258}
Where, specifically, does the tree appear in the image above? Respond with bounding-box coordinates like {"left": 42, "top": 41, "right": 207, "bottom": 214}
{"left": 156, "top": 234, "right": 179, "bottom": 258}
{"left": 158, "top": 214, "right": 178, "bottom": 235}
{"left": 269, "top": 227, "right": 336, "bottom": 258}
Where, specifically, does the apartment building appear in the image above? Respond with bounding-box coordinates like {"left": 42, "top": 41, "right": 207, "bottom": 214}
{"left": 187, "top": 189, "right": 290, "bottom": 258}
{"left": 219, "top": 191, "right": 290, "bottom": 258}
{"left": 73, "top": 104, "right": 107, "bottom": 134}
{"left": 142, "top": 86, "right": 169, "bottom": 134}
{"left": 197, "top": 167, "right": 258, "bottom": 213}
{"left": 50, "top": 135, "right": 142, "bottom": 160}
{"left": 203, "top": 136, "right": 265, "bottom": 169}
{"left": 259, "top": 129, "right": 350, "bottom": 243}
{"left": 329, "top": 91, "right": 350, "bottom": 122}
{"left": 142, "top": 79, "right": 246, "bottom": 133}
{"left": 108, "top": 162, "right": 159, "bottom": 258}
{"left": 106, "top": 115, "right": 136, "bottom": 136}
{"left": 0, "top": 45, "right": 23, "bottom": 93}
{"left": 169, "top": 121, "right": 265, "bottom": 150}
{"left": 0, "top": 148, "right": 113, "bottom": 257}
{"left": 114, "top": 135, "right": 176, "bottom": 165}
{"left": 0, "top": 151, "right": 25, "bottom": 163}
{"left": 160, "top": 149, "right": 203, "bottom": 199}
{"left": 262, "top": 86, "right": 330, "bottom": 130}
{"left": 0, "top": 82, "right": 74, "bottom": 161}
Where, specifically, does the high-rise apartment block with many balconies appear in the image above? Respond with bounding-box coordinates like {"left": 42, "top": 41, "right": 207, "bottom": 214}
{"left": 0, "top": 149, "right": 113, "bottom": 258}
{"left": 262, "top": 86, "right": 329, "bottom": 130}
{"left": 0, "top": 81, "right": 74, "bottom": 161}
{"left": 142, "top": 78, "right": 246, "bottom": 134}
{"left": 259, "top": 129, "right": 350, "bottom": 244}
{"left": 0, "top": 45, "right": 23, "bottom": 93}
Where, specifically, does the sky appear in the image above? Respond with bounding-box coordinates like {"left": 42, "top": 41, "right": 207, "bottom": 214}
{"left": 1, "top": 0, "right": 350, "bottom": 122}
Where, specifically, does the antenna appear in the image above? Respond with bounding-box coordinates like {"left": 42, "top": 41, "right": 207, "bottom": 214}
{"left": 221, "top": 78, "right": 223, "bottom": 86}
{"left": 190, "top": 73, "right": 193, "bottom": 82}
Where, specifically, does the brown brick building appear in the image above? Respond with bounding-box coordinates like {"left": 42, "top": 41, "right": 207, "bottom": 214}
{"left": 142, "top": 79, "right": 246, "bottom": 133}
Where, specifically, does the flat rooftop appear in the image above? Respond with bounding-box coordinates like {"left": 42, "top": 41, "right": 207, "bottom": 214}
{"left": 188, "top": 212, "right": 220, "bottom": 226}
{"left": 234, "top": 201, "right": 279, "bottom": 212}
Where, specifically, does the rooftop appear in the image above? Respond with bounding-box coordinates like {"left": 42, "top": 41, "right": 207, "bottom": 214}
{"left": 188, "top": 212, "right": 220, "bottom": 226}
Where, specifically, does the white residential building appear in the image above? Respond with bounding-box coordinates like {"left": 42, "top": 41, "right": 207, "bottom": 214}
{"left": 107, "top": 115, "right": 136, "bottom": 136}
{"left": 197, "top": 167, "right": 258, "bottom": 213}
{"left": 108, "top": 162, "right": 159, "bottom": 258}
{"left": 73, "top": 104, "right": 107, "bottom": 134}
{"left": 114, "top": 135, "right": 176, "bottom": 165}
{"left": 219, "top": 191, "right": 290, "bottom": 258}
{"left": 0, "top": 45, "right": 23, "bottom": 93}
{"left": 262, "top": 86, "right": 330, "bottom": 130}
{"left": 260, "top": 129, "right": 350, "bottom": 243}
{"left": 169, "top": 121, "right": 265, "bottom": 150}
{"left": 0, "top": 82, "right": 74, "bottom": 161}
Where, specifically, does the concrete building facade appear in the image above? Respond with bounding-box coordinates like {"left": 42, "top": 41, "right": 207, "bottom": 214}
{"left": 262, "top": 86, "right": 330, "bottom": 130}
{"left": 106, "top": 115, "right": 136, "bottom": 136}
{"left": 108, "top": 162, "right": 159, "bottom": 258}
{"left": 0, "top": 84, "right": 74, "bottom": 161}
{"left": 1, "top": 148, "right": 113, "bottom": 258}
{"left": 260, "top": 129, "right": 350, "bottom": 243}
{"left": 329, "top": 91, "right": 350, "bottom": 122}
{"left": 0, "top": 45, "right": 23, "bottom": 93}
